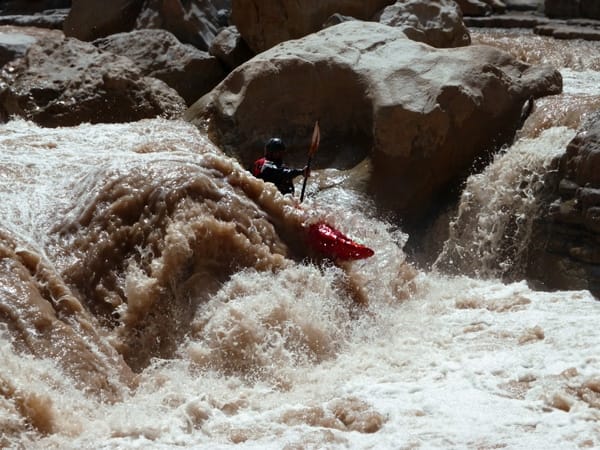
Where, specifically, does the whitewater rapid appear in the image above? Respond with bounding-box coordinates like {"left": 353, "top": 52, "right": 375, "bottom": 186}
{"left": 0, "top": 29, "right": 599, "bottom": 450}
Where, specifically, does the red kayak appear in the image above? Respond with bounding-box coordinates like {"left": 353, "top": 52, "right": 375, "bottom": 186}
{"left": 307, "top": 222, "right": 374, "bottom": 261}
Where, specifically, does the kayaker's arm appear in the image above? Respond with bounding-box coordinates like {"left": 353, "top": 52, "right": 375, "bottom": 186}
{"left": 260, "top": 161, "right": 303, "bottom": 184}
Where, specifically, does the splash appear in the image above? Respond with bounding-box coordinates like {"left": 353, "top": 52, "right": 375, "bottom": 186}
{"left": 434, "top": 127, "right": 576, "bottom": 279}
{"left": 0, "top": 117, "right": 416, "bottom": 447}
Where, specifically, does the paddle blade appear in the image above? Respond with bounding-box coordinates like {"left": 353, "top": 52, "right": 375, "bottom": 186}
{"left": 309, "top": 121, "right": 320, "bottom": 157}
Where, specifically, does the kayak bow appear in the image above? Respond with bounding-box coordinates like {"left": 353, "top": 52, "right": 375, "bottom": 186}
{"left": 307, "top": 222, "right": 374, "bottom": 261}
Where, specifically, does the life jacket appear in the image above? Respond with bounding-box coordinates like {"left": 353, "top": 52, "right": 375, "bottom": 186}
{"left": 253, "top": 157, "right": 266, "bottom": 177}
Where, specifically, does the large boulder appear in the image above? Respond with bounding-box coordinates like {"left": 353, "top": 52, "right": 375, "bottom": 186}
{"left": 185, "top": 21, "right": 561, "bottom": 222}
{"left": 231, "top": 0, "right": 396, "bottom": 53}
{"left": 63, "top": 0, "right": 143, "bottom": 41}
{"left": 93, "top": 29, "right": 226, "bottom": 106}
{"left": 135, "top": 0, "right": 228, "bottom": 51}
{"left": 0, "top": 38, "right": 186, "bottom": 127}
{"left": 527, "top": 112, "right": 600, "bottom": 296}
{"left": 376, "top": 0, "right": 471, "bottom": 48}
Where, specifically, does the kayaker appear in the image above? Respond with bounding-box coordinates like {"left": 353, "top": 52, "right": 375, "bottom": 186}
{"left": 252, "top": 137, "right": 309, "bottom": 195}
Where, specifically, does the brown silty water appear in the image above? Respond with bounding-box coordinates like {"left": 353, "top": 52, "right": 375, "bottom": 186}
{"left": 0, "top": 116, "right": 414, "bottom": 437}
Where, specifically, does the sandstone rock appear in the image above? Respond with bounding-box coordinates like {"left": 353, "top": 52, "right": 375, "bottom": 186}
{"left": 185, "top": 21, "right": 561, "bottom": 221}
{"left": 528, "top": 112, "right": 600, "bottom": 296}
{"left": 0, "top": 38, "right": 185, "bottom": 127}
{"left": 93, "top": 29, "right": 226, "bottom": 106}
{"left": 376, "top": 0, "right": 471, "bottom": 48}
{"left": 231, "top": 0, "right": 396, "bottom": 53}
{"left": 64, "top": 0, "right": 143, "bottom": 41}
{"left": 135, "top": 0, "right": 227, "bottom": 51}
{"left": 209, "top": 25, "right": 253, "bottom": 71}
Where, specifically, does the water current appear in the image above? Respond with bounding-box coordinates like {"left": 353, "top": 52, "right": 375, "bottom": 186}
{"left": 0, "top": 29, "right": 599, "bottom": 449}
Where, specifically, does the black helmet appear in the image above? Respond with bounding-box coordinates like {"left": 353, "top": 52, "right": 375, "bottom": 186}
{"left": 265, "top": 137, "right": 285, "bottom": 155}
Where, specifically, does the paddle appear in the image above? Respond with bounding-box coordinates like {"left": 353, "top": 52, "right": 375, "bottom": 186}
{"left": 299, "top": 120, "right": 320, "bottom": 203}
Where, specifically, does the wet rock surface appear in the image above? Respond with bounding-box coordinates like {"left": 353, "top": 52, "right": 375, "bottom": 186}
{"left": 529, "top": 113, "right": 600, "bottom": 296}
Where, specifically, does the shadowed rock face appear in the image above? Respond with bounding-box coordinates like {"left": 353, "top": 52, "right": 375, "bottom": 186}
{"left": 93, "top": 29, "right": 227, "bottom": 106}
{"left": 0, "top": 37, "right": 186, "bottom": 127}
{"left": 231, "top": 0, "right": 396, "bottom": 53}
{"left": 528, "top": 112, "right": 600, "bottom": 296}
{"left": 185, "top": 21, "right": 562, "bottom": 223}
{"left": 545, "top": 0, "right": 600, "bottom": 20}
{"left": 135, "top": 0, "right": 229, "bottom": 51}
{"left": 63, "top": 0, "right": 143, "bottom": 41}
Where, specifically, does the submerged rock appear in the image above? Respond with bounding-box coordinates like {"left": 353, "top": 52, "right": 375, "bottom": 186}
{"left": 186, "top": 21, "right": 561, "bottom": 223}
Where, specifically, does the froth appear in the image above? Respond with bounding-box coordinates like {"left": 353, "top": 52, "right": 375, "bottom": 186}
{"left": 187, "top": 266, "right": 353, "bottom": 383}
{"left": 434, "top": 127, "right": 576, "bottom": 279}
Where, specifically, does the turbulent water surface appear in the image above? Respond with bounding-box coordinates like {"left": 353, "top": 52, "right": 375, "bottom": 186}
{"left": 1, "top": 29, "right": 599, "bottom": 449}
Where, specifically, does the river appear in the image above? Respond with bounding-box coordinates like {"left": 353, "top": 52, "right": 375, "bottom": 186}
{"left": 0, "top": 29, "right": 599, "bottom": 449}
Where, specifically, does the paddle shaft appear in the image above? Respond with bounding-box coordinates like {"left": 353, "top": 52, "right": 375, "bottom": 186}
{"left": 299, "top": 121, "right": 320, "bottom": 203}
{"left": 299, "top": 156, "right": 312, "bottom": 202}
